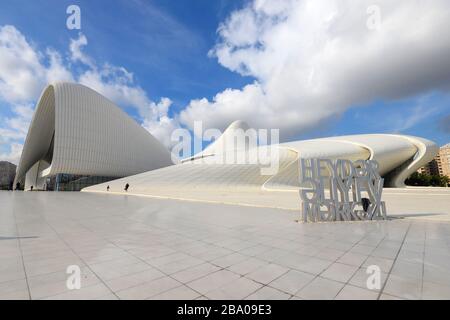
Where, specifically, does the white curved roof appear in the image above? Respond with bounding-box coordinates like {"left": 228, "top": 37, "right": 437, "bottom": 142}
{"left": 84, "top": 120, "right": 438, "bottom": 196}
{"left": 15, "top": 82, "right": 173, "bottom": 184}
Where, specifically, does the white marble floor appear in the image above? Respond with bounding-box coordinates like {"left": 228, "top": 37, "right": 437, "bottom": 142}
{"left": 0, "top": 191, "right": 449, "bottom": 300}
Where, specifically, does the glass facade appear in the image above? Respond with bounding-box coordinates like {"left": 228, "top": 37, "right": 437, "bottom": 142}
{"left": 44, "top": 174, "right": 117, "bottom": 191}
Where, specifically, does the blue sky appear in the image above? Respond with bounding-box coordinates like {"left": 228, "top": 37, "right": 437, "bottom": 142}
{"left": 0, "top": 0, "right": 449, "bottom": 163}
{"left": 0, "top": 0, "right": 249, "bottom": 114}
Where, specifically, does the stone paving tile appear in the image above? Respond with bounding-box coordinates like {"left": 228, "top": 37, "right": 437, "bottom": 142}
{"left": 383, "top": 274, "right": 422, "bottom": 300}
{"left": 145, "top": 252, "right": 191, "bottom": 267}
{"left": 89, "top": 261, "right": 152, "bottom": 281}
{"left": 337, "top": 252, "right": 368, "bottom": 267}
{"left": 315, "top": 248, "right": 346, "bottom": 261}
{"left": 348, "top": 267, "right": 388, "bottom": 292}
{"left": 295, "top": 277, "right": 344, "bottom": 300}
{"left": 186, "top": 270, "right": 241, "bottom": 295}
{"left": 245, "top": 286, "right": 291, "bottom": 300}
{"left": 43, "top": 283, "right": 113, "bottom": 300}
{"left": 320, "top": 262, "right": 359, "bottom": 283}
{"left": 238, "top": 244, "right": 273, "bottom": 257}
{"left": 95, "top": 293, "right": 119, "bottom": 300}
{"left": 397, "top": 250, "right": 424, "bottom": 264}
{"left": 156, "top": 256, "right": 205, "bottom": 275}
{"left": 210, "top": 253, "right": 249, "bottom": 268}
{"left": 421, "top": 281, "right": 450, "bottom": 300}
{"left": 245, "top": 264, "right": 289, "bottom": 285}
{"left": 115, "top": 276, "right": 180, "bottom": 300}
{"left": 131, "top": 246, "right": 177, "bottom": 260}
{"left": 227, "top": 257, "right": 269, "bottom": 276}
{"left": 28, "top": 266, "right": 101, "bottom": 299}
{"left": 390, "top": 260, "right": 423, "bottom": 280}
{"left": 255, "top": 248, "right": 290, "bottom": 263}
{"left": 268, "top": 270, "right": 314, "bottom": 295}
{"left": 0, "top": 279, "right": 29, "bottom": 300}
{"left": 0, "top": 266, "right": 26, "bottom": 284}
{"left": 423, "top": 264, "right": 450, "bottom": 285}
{"left": 149, "top": 285, "right": 201, "bottom": 300}
{"left": 288, "top": 256, "right": 333, "bottom": 275}
{"left": 362, "top": 256, "right": 394, "bottom": 273}
{"left": 172, "top": 263, "right": 221, "bottom": 284}
{"left": 193, "top": 247, "right": 234, "bottom": 261}
{"left": 294, "top": 245, "right": 322, "bottom": 257}
{"left": 335, "top": 285, "right": 379, "bottom": 300}
{"left": 205, "top": 277, "right": 262, "bottom": 299}
{"left": 104, "top": 268, "right": 166, "bottom": 292}
{"left": 326, "top": 241, "right": 356, "bottom": 252}
{"left": 348, "top": 244, "right": 376, "bottom": 255}
{"left": 275, "top": 252, "right": 310, "bottom": 270}
{"left": 378, "top": 293, "right": 404, "bottom": 300}
{"left": 2, "top": 191, "right": 450, "bottom": 300}
{"left": 371, "top": 247, "right": 399, "bottom": 260}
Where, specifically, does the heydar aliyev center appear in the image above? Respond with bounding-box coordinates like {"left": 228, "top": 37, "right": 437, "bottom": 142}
{"left": 16, "top": 82, "right": 438, "bottom": 196}
{"left": 14, "top": 82, "right": 173, "bottom": 191}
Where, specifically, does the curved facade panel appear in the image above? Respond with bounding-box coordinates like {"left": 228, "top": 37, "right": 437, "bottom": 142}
{"left": 15, "top": 82, "right": 173, "bottom": 190}
{"left": 84, "top": 120, "right": 438, "bottom": 197}
{"left": 279, "top": 134, "right": 437, "bottom": 188}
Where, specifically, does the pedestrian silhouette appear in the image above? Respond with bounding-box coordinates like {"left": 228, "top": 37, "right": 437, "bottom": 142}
{"left": 107, "top": 185, "right": 110, "bottom": 191}
{"left": 362, "top": 198, "right": 371, "bottom": 212}
{"left": 124, "top": 183, "right": 129, "bottom": 192}
{"left": 30, "top": 186, "right": 33, "bottom": 191}
{"left": 15, "top": 182, "right": 21, "bottom": 190}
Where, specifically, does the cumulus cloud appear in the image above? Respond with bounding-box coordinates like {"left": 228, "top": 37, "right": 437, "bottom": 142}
{"left": 0, "top": 25, "right": 177, "bottom": 163}
{"left": 0, "top": 104, "right": 34, "bottom": 163}
{"left": 0, "top": 25, "right": 74, "bottom": 105}
{"left": 0, "top": 25, "right": 70, "bottom": 163}
{"left": 180, "top": 0, "right": 450, "bottom": 139}
{"left": 142, "top": 98, "right": 180, "bottom": 148}
{"left": 0, "top": 143, "right": 24, "bottom": 164}
{"left": 69, "top": 33, "right": 94, "bottom": 68}
{"left": 0, "top": 104, "right": 34, "bottom": 140}
{"left": 72, "top": 38, "right": 179, "bottom": 146}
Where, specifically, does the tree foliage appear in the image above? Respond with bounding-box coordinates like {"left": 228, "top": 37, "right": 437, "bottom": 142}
{"left": 405, "top": 172, "right": 450, "bottom": 187}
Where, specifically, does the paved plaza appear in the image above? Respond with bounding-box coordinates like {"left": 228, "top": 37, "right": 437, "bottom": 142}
{"left": 1, "top": 190, "right": 450, "bottom": 300}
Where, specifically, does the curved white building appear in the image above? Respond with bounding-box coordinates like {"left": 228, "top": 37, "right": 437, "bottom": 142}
{"left": 83, "top": 120, "right": 438, "bottom": 199}
{"left": 16, "top": 80, "right": 437, "bottom": 195}
{"left": 15, "top": 82, "right": 173, "bottom": 191}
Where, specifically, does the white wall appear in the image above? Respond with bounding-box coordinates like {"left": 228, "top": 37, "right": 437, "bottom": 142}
{"left": 16, "top": 82, "right": 174, "bottom": 185}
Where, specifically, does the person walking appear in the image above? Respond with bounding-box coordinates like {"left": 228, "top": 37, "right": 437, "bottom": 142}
{"left": 107, "top": 185, "right": 110, "bottom": 191}
{"left": 124, "top": 183, "right": 129, "bottom": 192}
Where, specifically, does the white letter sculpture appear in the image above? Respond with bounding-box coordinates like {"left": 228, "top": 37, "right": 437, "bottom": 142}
{"left": 299, "top": 158, "right": 387, "bottom": 222}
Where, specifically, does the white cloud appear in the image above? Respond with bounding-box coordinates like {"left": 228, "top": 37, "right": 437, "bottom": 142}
{"left": 46, "top": 49, "right": 74, "bottom": 84}
{"left": 0, "top": 25, "right": 178, "bottom": 164}
{"left": 69, "top": 33, "right": 94, "bottom": 68}
{"left": 0, "top": 25, "right": 74, "bottom": 104}
{"left": 0, "top": 25, "right": 47, "bottom": 103}
{"left": 180, "top": 0, "right": 450, "bottom": 139}
{"left": 0, "top": 142, "right": 23, "bottom": 164}
{"left": 142, "top": 97, "right": 179, "bottom": 148}
{"left": 3, "top": 0, "right": 450, "bottom": 163}
{"left": 70, "top": 32, "right": 179, "bottom": 146}
{"left": 0, "top": 104, "right": 34, "bottom": 164}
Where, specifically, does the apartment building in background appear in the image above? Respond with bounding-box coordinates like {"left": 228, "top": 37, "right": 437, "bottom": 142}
{"left": 0, "top": 161, "right": 16, "bottom": 190}
{"left": 418, "top": 143, "right": 450, "bottom": 177}
{"left": 440, "top": 143, "right": 450, "bottom": 177}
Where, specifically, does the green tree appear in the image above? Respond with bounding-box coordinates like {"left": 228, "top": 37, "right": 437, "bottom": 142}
{"left": 440, "top": 175, "right": 449, "bottom": 187}
{"left": 406, "top": 172, "right": 449, "bottom": 187}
